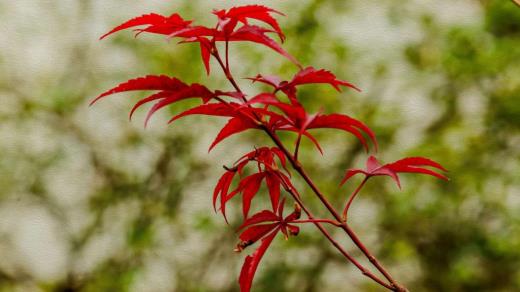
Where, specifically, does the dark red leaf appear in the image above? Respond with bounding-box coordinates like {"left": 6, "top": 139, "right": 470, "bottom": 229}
{"left": 143, "top": 84, "right": 214, "bottom": 126}
{"left": 237, "top": 173, "right": 266, "bottom": 218}
{"left": 238, "top": 210, "right": 279, "bottom": 230}
{"left": 169, "top": 26, "right": 217, "bottom": 39}
{"left": 239, "top": 230, "right": 278, "bottom": 292}
{"left": 168, "top": 103, "right": 240, "bottom": 124}
{"left": 214, "top": 170, "right": 237, "bottom": 222}
{"left": 215, "top": 5, "right": 286, "bottom": 41}
{"left": 209, "top": 117, "right": 259, "bottom": 152}
{"left": 388, "top": 157, "right": 448, "bottom": 172}
{"left": 199, "top": 38, "right": 212, "bottom": 75}
{"left": 265, "top": 173, "right": 281, "bottom": 212}
{"left": 289, "top": 67, "right": 360, "bottom": 92}
{"left": 91, "top": 75, "right": 187, "bottom": 106}
{"left": 129, "top": 91, "right": 173, "bottom": 120}
{"left": 308, "top": 113, "right": 378, "bottom": 152}
{"left": 239, "top": 223, "right": 279, "bottom": 243}
{"left": 229, "top": 25, "right": 300, "bottom": 67}
{"left": 247, "top": 74, "right": 282, "bottom": 88}
{"left": 341, "top": 155, "right": 448, "bottom": 188}
{"left": 100, "top": 13, "right": 191, "bottom": 40}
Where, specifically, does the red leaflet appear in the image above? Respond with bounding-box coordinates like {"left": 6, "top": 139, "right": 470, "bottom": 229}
{"left": 229, "top": 25, "right": 300, "bottom": 67}
{"left": 235, "top": 147, "right": 289, "bottom": 175}
{"left": 100, "top": 13, "right": 191, "bottom": 40}
{"left": 90, "top": 75, "right": 217, "bottom": 126}
{"left": 214, "top": 147, "right": 291, "bottom": 220}
{"left": 227, "top": 169, "right": 289, "bottom": 218}
{"left": 214, "top": 5, "right": 286, "bottom": 41}
{"left": 253, "top": 100, "right": 377, "bottom": 152}
{"left": 233, "top": 173, "right": 266, "bottom": 218}
{"left": 168, "top": 103, "right": 240, "bottom": 123}
{"left": 141, "top": 84, "right": 214, "bottom": 126}
{"left": 249, "top": 67, "right": 360, "bottom": 103}
{"left": 239, "top": 230, "right": 277, "bottom": 292}
{"left": 341, "top": 155, "right": 448, "bottom": 188}
{"left": 307, "top": 113, "right": 378, "bottom": 152}
{"left": 91, "top": 75, "right": 187, "bottom": 105}
{"left": 209, "top": 117, "right": 259, "bottom": 152}
{"left": 199, "top": 38, "right": 212, "bottom": 75}
{"left": 214, "top": 170, "right": 236, "bottom": 223}
{"left": 247, "top": 74, "right": 281, "bottom": 87}
{"left": 236, "top": 201, "right": 301, "bottom": 292}
{"left": 290, "top": 67, "right": 361, "bottom": 92}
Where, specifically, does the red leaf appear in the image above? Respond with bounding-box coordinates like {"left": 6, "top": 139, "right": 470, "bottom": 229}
{"left": 308, "top": 113, "right": 378, "bottom": 152}
{"left": 168, "top": 103, "right": 240, "bottom": 124}
{"left": 239, "top": 230, "right": 278, "bottom": 292}
{"left": 143, "top": 84, "right": 214, "bottom": 126}
{"left": 238, "top": 210, "right": 279, "bottom": 230}
{"left": 209, "top": 117, "right": 259, "bottom": 152}
{"left": 236, "top": 173, "right": 266, "bottom": 218}
{"left": 229, "top": 25, "right": 300, "bottom": 67}
{"left": 289, "top": 67, "right": 360, "bottom": 92}
{"left": 100, "top": 13, "right": 191, "bottom": 40}
{"left": 169, "top": 26, "right": 217, "bottom": 39}
{"left": 215, "top": 5, "right": 286, "bottom": 41}
{"left": 199, "top": 38, "right": 212, "bottom": 75}
{"left": 271, "top": 147, "right": 289, "bottom": 174}
{"left": 341, "top": 155, "right": 448, "bottom": 188}
{"left": 265, "top": 173, "right": 281, "bottom": 212}
{"left": 247, "top": 93, "right": 280, "bottom": 106}
{"left": 239, "top": 223, "right": 279, "bottom": 243}
{"left": 129, "top": 91, "right": 173, "bottom": 120}
{"left": 247, "top": 74, "right": 282, "bottom": 88}
{"left": 91, "top": 75, "right": 187, "bottom": 106}
{"left": 214, "top": 171, "right": 236, "bottom": 222}
{"left": 389, "top": 157, "right": 448, "bottom": 172}
{"left": 340, "top": 169, "right": 366, "bottom": 185}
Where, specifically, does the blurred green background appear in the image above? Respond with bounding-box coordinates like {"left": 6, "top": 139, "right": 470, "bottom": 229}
{"left": 0, "top": 0, "right": 519, "bottom": 291}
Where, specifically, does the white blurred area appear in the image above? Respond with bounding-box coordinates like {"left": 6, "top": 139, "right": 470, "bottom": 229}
{"left": 0, "top": 1, "right": 482, "bottom": 291}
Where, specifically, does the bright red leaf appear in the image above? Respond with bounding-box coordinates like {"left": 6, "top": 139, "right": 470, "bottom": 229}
{"left": 100, "top": 13, "right": 191, "bottom": 40}
{"left": 214, "top": 5, "right": 285, "bottom": 41}
{"left": 229, "top": 25, "right": 300, "bottom": 66}
{"left": 249, "top": 67, "right": 360, "bottom": 104}
{"left": 90, "top": 75, "right": 217, "bottom": 127}
{"left": 341, "top": 155, "right": 448, "bottom": 188}
{"left": 209, "top": 117, "right": 259, "bottom": 152}
{"left": 236, "top": 200, "right": 301, "bottom": 292}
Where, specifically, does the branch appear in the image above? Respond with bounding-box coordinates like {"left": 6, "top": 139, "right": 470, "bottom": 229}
{"left": 211, "top": 45, "right": 406, "bottom": 291}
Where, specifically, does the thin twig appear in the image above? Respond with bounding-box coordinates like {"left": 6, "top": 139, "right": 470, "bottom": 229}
{"left": 342, "top": 177, "right": 368, "bottom": 221}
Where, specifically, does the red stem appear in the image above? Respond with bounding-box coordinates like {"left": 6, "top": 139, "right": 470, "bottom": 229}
{"left": 273, "top": 172, "right": 393, "bottom": 290}
{"left": 292, "top": 219, "right": 342, "bottom": 227}
{"left": 293, "top": 133, "right": 303, "bottom": 161}
{"left": 342, "top": 177, "right": 368, "bottom": 221}
{"left": 212, "top": 46, "right": 406, "bottom": 292}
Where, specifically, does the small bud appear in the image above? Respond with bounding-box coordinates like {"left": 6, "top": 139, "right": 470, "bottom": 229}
{"left": 293, "top": 203, "right": 301, "bottom": 219}
{"left": 234, "top": 240, "right": 253, "bottom": 252}
{"left": 288, "top": 225, "right": 300, "bottom": 237}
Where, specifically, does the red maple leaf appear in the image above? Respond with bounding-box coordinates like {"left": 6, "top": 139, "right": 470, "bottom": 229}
{"left": 214, "top": 147, "right": 291, "bottom": 219}
{"left": 236, "top": 200, "right": 301, "bottom": 292}
{"left": 90, "top": 75, "right": 216, "bottom": 126}
{"left": 341, "top": 155, "right": 448, "bottom": 188}
{"left": 213, "top": 5, "right": 286, "bottom": 41}
{"left": 249, "top": 66, "right": 360, "bottom": 105}
{"left": 249, "top": 99, "right": 378, "bottom": 153}
{"left": 100, "top": 13, "right": 192, "bottom": 40}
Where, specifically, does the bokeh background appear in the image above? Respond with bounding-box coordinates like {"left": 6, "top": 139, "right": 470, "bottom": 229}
{"left": 1, "top": 0, "right": 519, "bottom": 291}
